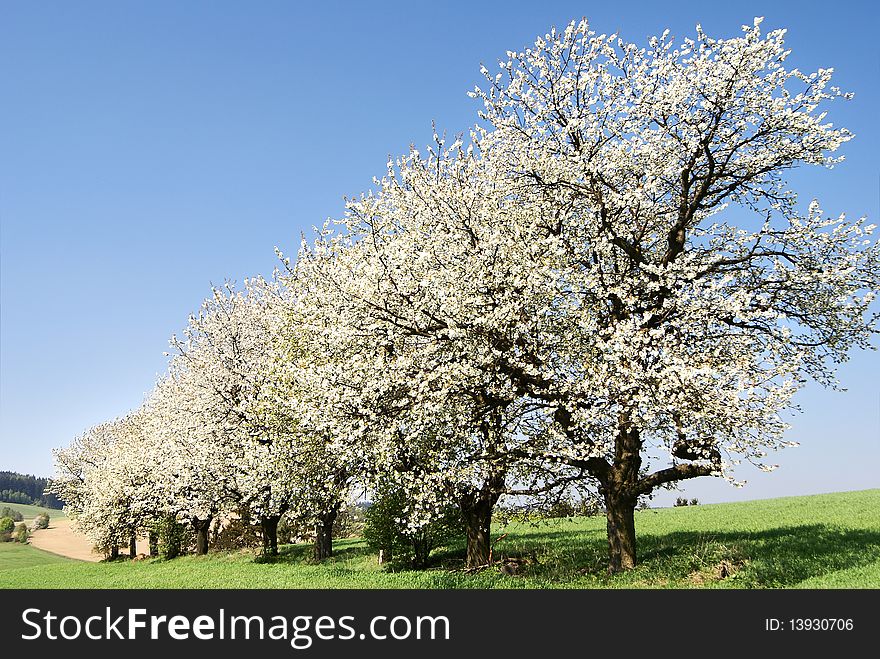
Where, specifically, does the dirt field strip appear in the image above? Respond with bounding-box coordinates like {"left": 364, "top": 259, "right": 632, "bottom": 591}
{"left": 27, "top": 518, "right": 101, "bottom": 562}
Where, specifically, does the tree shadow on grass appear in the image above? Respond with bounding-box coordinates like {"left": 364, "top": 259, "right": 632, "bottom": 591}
{"left": 249, "top": 525, "right": 879, "bottom": 587}
{"left": 258, "top": 541, "right": 372, "bottom": 565}
{"left": 645, "top": 525, "right": 880, "bottom": 587}
{"left": 506, "top": 524, "right": 880, "bottom": 587}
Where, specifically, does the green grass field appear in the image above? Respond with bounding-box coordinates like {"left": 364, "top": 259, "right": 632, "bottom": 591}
{"left": 2, "top": 489, "right": 877, "bottom": 589}
{"left": 0, "top": 502, "right": 66, "bottom": 520}
{"left": 0, "top": 542, "right": 75, "bottom": 570}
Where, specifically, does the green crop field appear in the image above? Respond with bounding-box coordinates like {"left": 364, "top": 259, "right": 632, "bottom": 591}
{"left": 0, "top": 502, "right": 66, "bottom": 521}
{"left": 2, "top": 489, "right": 877, "bottom": 589}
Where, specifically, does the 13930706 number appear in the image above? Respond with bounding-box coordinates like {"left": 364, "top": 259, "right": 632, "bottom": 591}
{"left": 790, "top": 618, "right": 853, "bottom": 631}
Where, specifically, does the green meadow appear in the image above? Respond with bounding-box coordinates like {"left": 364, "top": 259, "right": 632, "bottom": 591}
{"left": 0, "top": 502, "right": 66, "bottom": 521}
{"left": 0, "top": 542, "right": 74, "bottom": 570}
{"left": 2, "top": 489, "right": 877, "bottom": 589}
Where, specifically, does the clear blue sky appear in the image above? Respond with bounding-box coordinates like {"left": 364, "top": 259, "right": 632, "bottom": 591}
{"left": 1, "top": 0, "right": 877, "bottom": 505}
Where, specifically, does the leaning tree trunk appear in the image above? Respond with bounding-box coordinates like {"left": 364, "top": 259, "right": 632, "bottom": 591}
{"left": 313, "top": 506, "right": 338, "bottom": 561}
{"left": 260, "top": 515, "right": 280, "bottom": 557}
{"left": 604, "top": 491, "right": 637, "bottom": 573}
{"left": 191, "top": 516, "right": 212, "bottom": 555}
{"left": 128, "top": 531, "right": 137, "bottom": 558}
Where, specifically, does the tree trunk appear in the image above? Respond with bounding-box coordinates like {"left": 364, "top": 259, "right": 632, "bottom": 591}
{"left": 604, "top": 492, "right": 637, "bottom": 573}
{"left": 411, "top": 532, "right": 430, "bottom": 570}
{"left": 148, "top": 531, "right": 159, "bottom": 557}
{"left": 313, "top": 506, "right": 338, "bottom": 561}
{"left": 128, "top": 531, "right": 137, "bottom": 558}
{"left": 461, "top": 498, "right": 494, "bottom": 569}
{"left": 601, "top": 414, "right": 641, "bottom": 574}
{"left": 108, "top": 545, "right": 119, "bottom": 561}
{"left": 260, "top": 515, "right": 280, "bottom": 557}
{"left": 192, "top": 516, "right": 212, "bottom": 555}
{"left": 459, "top": 469, "right": 504, "bottom": 569}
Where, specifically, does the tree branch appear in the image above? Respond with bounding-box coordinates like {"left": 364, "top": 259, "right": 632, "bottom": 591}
{"left": 630, "top": 462, "right": 718, "bottom": 497}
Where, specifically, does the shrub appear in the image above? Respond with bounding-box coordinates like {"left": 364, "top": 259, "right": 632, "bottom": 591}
{"left": 33, "top": 513, "right": 50, "bottom": 530}
{"left": 0, "top": 506, "right": 23, "bottom": 522}
{"left": 157, "top": 515, "right": 192, "bottom": 559}
{"left": 0, "top": 516, "right": 13, "bottom": 542}
{"left": 363, "top": 489, "right": 464, "bottom": 569}
{"left": 14, "top": 522, "right": 29, "bottom": 543}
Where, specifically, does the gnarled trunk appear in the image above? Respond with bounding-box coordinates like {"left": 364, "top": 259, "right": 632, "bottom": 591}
{"left": 462, "top": 503, "right": 492, "bottom": 568}
{"left": 313, "top": 505, "right": 338, "bottom": 561}
{"left": 260, "top": 515, "right": 280, "bottom": 556}
{"left": 192, "top": 516, "right": 212, "bottom": 555}
{"left": 459, "top": 476, "right": 503, "bottom": 569}
{"left": 604, "top": 492, "right": 637, "bottom": 573}
{"left": 600, "top": 415, "right": 642, "bottom": 573}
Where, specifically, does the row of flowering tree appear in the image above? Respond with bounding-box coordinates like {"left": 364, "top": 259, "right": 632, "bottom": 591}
{"left": 51, "top": 18, "right": 878, "bottom": 573}
{"left": 51, "top": 279, "right": 352, "bottom": 560}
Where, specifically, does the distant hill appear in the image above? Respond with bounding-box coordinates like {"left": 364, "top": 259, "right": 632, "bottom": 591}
{"left": 0, "top": 471, "right": 63, "bottom": 509}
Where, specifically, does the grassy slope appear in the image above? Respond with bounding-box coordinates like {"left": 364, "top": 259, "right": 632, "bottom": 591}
{"left": 0, "top": 542, "right": 75, "bottom": 570}
{"left": 1, "top": 489, "right": 877, "bottom": 589}
{"left": 0, "top": 502, "right": 67, "bottom": 520}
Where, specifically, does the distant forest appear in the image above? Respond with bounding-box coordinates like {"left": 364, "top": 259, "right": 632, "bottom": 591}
{"left": 0, "top": 471, "right": 62, "bottom": 509}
